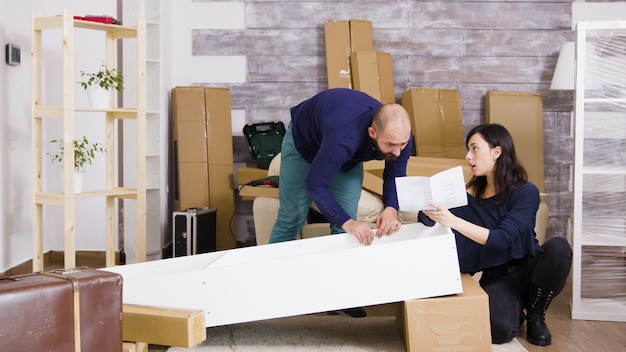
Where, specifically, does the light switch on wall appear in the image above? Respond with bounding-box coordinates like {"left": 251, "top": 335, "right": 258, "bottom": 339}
{"left": 5, "top": 44, "right": 20, "bottom": 66}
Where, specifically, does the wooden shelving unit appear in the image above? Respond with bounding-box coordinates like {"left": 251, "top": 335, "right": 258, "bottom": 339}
{"left": 31, "top": 9, "right": 146, "bottom": 271}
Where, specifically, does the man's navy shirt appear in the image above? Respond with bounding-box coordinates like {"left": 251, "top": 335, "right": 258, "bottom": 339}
{"left": 290, "top": 88, "right": 412, "bottom": 227}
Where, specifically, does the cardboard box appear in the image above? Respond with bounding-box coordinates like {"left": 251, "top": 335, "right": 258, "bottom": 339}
{"left": 401, "top": 88, "right": 466, "bottom": 159}
{"left": 175, "top": 163, "right": 209, "bottom": 210}
{"left": 350, "top": 51, "right": 395, "bottom": 104}
{"left": 324, "top": 19, "right": 373, "bottom": 89}
{"left": 208, "top": 164, "right": 236, "bottom": 249}
{"left": 485, "top": 90, "right": 544, "bottom": 192}
{"left": 105, "top": 222, "right": 462, "bottom": 328}
{"left": 122, "top": 304, "right": 206, "bottom": 348}
{"left": 172, "top": 88, "right": 207, "bottom": 163}
{"left": 362, "top": 156, "right": 471, "bottom": 196}
{"left": 397, "top": 274, "right": 492, "bottom": 352}
{"left": 204, "top": 88, "right": 234, "bottom": 166}
{"left": 235, "top": 166, "right": 270, "bottom": 186}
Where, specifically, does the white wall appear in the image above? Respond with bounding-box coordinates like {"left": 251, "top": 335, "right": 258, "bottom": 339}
{"left": 0, "top": 0, "right": 247, "bottom": 272}
{"left": 0, "top": 1, "right": 116, "bottom": 271}
{"left": 572, "top": 2, "right": 626, "bottom": 29}
{"left": 168, "top": 0, "right": 247, "bottom": 136}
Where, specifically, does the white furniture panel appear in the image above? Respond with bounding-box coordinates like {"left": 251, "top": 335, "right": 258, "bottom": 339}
{"left": 105, "top": 223, "right": 463, "bottom": 328}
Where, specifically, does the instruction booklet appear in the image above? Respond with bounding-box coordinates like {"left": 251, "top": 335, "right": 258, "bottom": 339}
{"left": 395, "top": 165, "right": 468, "bottom": 211}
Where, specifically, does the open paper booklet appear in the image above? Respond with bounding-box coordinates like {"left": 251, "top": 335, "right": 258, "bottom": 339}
{"left": 395, "top": 165, "right": 468, "bottom": 211}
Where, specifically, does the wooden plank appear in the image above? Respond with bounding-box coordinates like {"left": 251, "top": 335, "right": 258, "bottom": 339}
{"left": 374, "top": 28, "right": 465, "bottom": 56}
{"left": 466, "top": 29, "right": 573, "bottom": 57}
{"left": 406, "top": 2, "right": 570, "bottom": 30}
{"left": 407, "top": 56, "right": 553, "bottom": 84}
{"left": 248, "top": 55, "right": 324, "bottom": 83}
{"left": 243, "top": 2, "right": 569, "bottom": 30}
{"left": 31, "top": 11, "right": 44, "bottom": 273}
{"left": 62, "top": 8, "right": 77, "bottom": 270}
{"left": 122, "top": 341, "right": 148, "bottom": 352}
{"left": 135, "top": 19, "right": 148, "bottom": 263}
{"left": 194, "top": 27, "right": 571, "bottom": 61}
{"left": 123, "top": 305, "right": 206, "bottom": 348}
{"left": 193, "top": 29, "right": 320, "bottom": 56}
{"left": 227, "top": 83, "right": 324, "bottom": 110}
{"left": 246, "top": 2, "right": 407, "bottom": 29}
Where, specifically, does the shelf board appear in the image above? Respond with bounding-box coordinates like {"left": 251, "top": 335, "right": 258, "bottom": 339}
{"left": 35, "top": 188, "right": 139, "bottom": 205}
{"left": 580, "top": 238, "right": 626, "bottom": 247}
{"left": 581, "top": 166, "right": 626, "bottom": 175}
{"left": 584, "top": 98, "right": 626, "bottom": 104}
{"left": 572, "top": 297, "right": 626, "bottom": 322}
{"left": 34, "top": 16, "right": 137, "bottom": 39}
{"left": 34, "top": 105, "right": 138, "bottom": 119}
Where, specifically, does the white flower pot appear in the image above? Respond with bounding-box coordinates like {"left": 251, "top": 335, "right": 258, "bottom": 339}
{"left": 74, "top": 171, "right": 84, "bottom": 194}
{"left": 87, "top": 86, "right": 112, "bottom": 109}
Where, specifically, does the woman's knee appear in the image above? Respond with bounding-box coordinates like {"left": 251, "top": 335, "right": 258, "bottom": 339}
{"left": 543, "top": 236, "right": 572, "bottom": 256}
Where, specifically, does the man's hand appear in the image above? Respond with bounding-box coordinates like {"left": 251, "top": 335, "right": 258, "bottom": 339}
{"left": 342, "top": 219, "right": 375, "bottom": 245}
{"left": 375, "top": 207, "right": 401, "bottom": 237}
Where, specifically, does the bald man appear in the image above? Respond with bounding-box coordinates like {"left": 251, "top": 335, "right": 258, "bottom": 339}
{"left": 269, "top": 88, "right": 413, "bottom": 246}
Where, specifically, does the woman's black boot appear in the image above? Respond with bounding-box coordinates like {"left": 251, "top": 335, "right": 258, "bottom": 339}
{"left": 526, "top": 285, "right": 555, "bottom": 346}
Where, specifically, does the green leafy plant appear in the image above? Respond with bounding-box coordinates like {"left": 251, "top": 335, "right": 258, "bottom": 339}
{"left": 79, "top": 63, "right": 124, "bottom": 91}
{"left": 49, "top": 136, "right": 106, "bottom": 172}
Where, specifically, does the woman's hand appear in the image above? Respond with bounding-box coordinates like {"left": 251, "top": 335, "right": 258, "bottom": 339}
{"left": 422, "top": 202, "right": 456, "bottom": 228}
{"left": 423, "top": 202, "right": 488, "bottom": 245}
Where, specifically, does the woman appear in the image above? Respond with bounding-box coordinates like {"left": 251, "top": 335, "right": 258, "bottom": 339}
{"left": 419, "top": 123, "right": 572, "bottom": 346}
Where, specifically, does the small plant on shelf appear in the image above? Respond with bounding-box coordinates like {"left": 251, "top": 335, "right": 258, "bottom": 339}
{"left": 78, "top": 63, "right": 124, "bottom": 91}
{"left": 49, "top": 136, "right": 106, "bottom": 172}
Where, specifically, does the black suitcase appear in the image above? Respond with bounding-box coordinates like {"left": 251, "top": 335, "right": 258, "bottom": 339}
{"left": 243, "top": 122, "right": 286, "bottom": 169}
{"left": 172, "top": 207, "right": 217, "bottom": 257}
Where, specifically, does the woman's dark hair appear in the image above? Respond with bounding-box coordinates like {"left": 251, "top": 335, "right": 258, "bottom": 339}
{"left": 465, "top": 123, "right": 528, "bottom": 203}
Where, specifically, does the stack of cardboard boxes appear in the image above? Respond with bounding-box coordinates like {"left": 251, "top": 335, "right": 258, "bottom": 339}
{"left": 324, "top": 19, "right": 395, "bottom": 104}
{"left": 324, "top": 18, "right": 546, "bottom": 178}
{"left": 172, "top": 87, "right": 236, "bottom": 250}
{"left": 323, "top": 20, "right": 467, "bottom": 158}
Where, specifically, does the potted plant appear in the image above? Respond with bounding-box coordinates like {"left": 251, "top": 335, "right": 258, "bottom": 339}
{"left": 49, "top": 136, "right": 106, "bottom": 193}
{"left": 78, "top": 63, "right": 124, "bottom": 108}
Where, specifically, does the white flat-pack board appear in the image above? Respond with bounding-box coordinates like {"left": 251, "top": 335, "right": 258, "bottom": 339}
{"left": 104, "top": 222, "right": 462, "bottom": 327}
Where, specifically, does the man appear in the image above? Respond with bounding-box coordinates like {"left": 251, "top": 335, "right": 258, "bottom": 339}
{"left": 269, "top": 88, "right": 413, "bottom": 247}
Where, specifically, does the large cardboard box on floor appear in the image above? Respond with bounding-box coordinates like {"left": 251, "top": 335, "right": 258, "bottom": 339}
{"left": 324, "top": 19, "right": 373, "bottom": 89}
{"left": 105, "top": 223, "right": 462, "bottom": 328}
{"left": 401, "top": 88, "right": 466, "bottom": 159}
{"left": 350, "top": 51, "right": 395, "bottom": 104}
{"left": 485, "top": 90, "right": 544, "bottom": 192}
{"left": 397, "top": 274, "right": 492, "bottom": 351}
